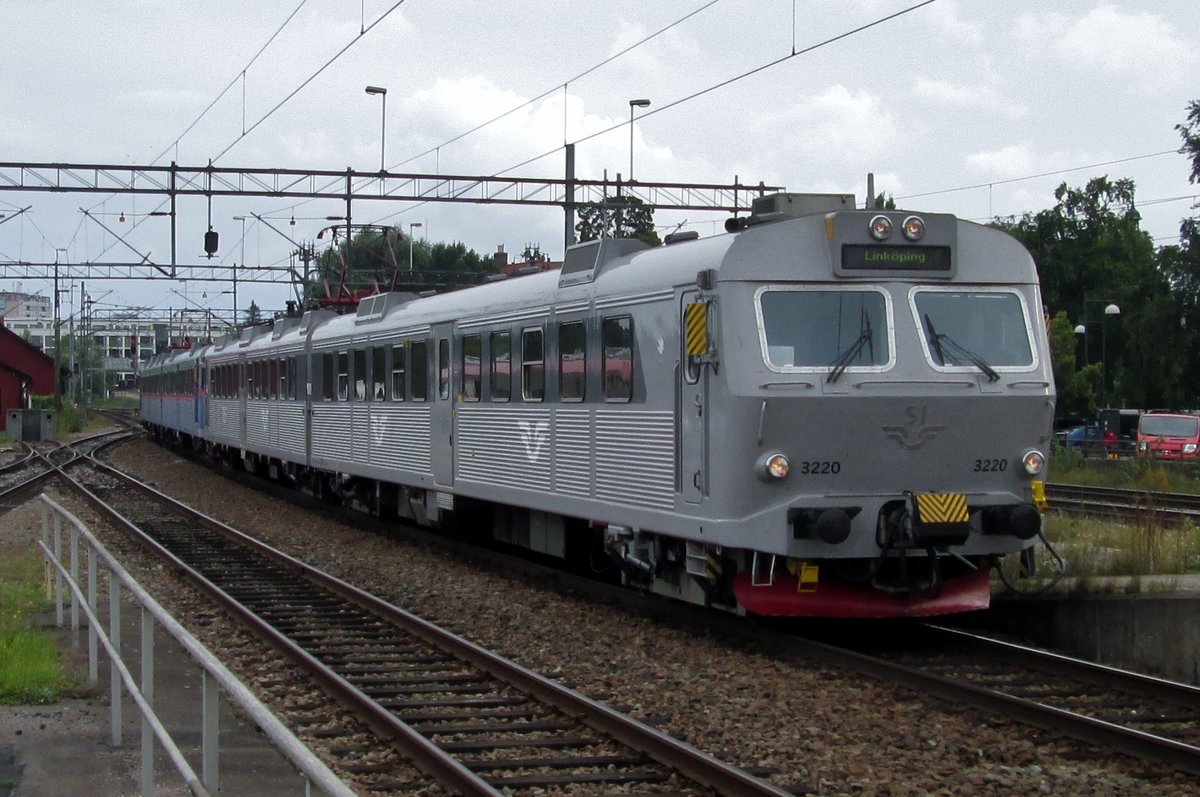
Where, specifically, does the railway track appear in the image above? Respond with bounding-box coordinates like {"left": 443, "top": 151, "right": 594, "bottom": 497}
{"left": 0, "top": 431, "right": 135, "bottom": 509}
{"left": 55, "top": 446, "right": 791, "bottom": 797}
{"left": 806, "top": 623, "right": 1200, "bottom": 776}
{"left": 1045, "top": 482, "right": 1200, "bottom": 522}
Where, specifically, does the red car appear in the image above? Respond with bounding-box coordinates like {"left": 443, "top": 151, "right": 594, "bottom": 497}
{"left": 1136, "top": 412, "right": 1200, "bottom": 460}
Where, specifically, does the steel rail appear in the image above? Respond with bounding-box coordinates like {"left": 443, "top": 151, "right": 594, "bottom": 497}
{"left": 62, "top": 451, "right": 792, "bottom": 797}
{"left": 1045, "top": 482, "right": 1200, "bottom": 522}
{"left": 925, "top": 624, "right": 1200, "bottom": 708}
{"left": 795, "top": 630, "right": 1200, "bottom": 776}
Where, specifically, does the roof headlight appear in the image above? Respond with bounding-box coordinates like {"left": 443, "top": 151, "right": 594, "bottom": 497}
{"left": 1021, "top": 449, "right": 1047, "bottom": 476}
{"left": 901, "top": 215, "right": 926, "bottom": 241}
{"left": 758, "top": 452, "right": 790, "bottom": 481}
{"left": 868, "top": 215, "right": 893, "bottom": 241}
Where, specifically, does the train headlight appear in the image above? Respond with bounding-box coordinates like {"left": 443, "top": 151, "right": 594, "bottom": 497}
{"left": 758, "top": 452, "right": 790, "bottom": 481}
{"left": 868, "top": 215, "right": 892, "bottom": 241}
{"left": 1021, "top": 449, "right": 1047, "bottom": 476}
{"left": 1185, "top": 443, "right": 1197, "bottom": 454}
{"left": 901, "top": 215, "right": 926, "bottom": 241}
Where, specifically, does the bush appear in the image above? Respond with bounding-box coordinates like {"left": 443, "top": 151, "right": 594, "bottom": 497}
{"left": 26, "top": 395, "right": 86, "bottom": 435}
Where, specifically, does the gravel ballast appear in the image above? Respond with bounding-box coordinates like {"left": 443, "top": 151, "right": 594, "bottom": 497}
{"left": 4, "top": 435, "right": 1198, "bottom": 796}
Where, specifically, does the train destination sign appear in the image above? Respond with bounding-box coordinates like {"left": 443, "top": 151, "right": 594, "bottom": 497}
{"left": 842, "top": 245, "right": 952, "bottom": 271}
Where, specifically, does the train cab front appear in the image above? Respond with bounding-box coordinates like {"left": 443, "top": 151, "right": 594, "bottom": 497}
{"left": 713, "top": 200, "right": 1055, "bottom": 619}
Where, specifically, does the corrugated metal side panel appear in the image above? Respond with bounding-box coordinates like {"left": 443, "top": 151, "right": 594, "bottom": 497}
{"left": 208, "top": 399, "right": 239, "bottom": 444}
{"left": 246, "top": 402, "right": 270, "bottom": 448}
{"left": 311, "top": 405, "right": 353, "bottom": 461}
{"left": 367, "top": 405, "right": 431, "bottom": 472}
{"left": 456, "top": 407, "right": 552, "bottom": 491}
{"left": 277, "top": 403, "right": 306, "bottom": 457}
{"left": 553, "top": 408, "right": 592, "bottom": 497}
{"left": 352, "top": 405, "right": 371, "bottom": 465}
{"left": 595, "top": 410, "right": 676, "bottom": 509}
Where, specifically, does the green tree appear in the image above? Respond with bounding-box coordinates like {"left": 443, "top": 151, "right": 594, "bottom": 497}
{"left": 1176, "top": 99, "right": 1200, "bottom": 184}
{"left": 872, "top": 193, "right": 897, "bottom": 209}
{"left": 244, "top": 301, "right": 262, "bottom": 325}
{"left": 1046, "top": 310, "right": 1100, "bottom": 415}
{"left": 308, "top": 227, "right": 492, "bottom": 304}
{"left": 993, "top": 177, "right": 1159, "bottom": 413}
{"left": 576, "top": 195, "right": 661, "bottom": 247}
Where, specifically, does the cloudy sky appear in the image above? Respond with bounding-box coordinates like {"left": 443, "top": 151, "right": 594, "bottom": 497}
{"left": 2, "top": 0, "right": 1197, "bottom": 320}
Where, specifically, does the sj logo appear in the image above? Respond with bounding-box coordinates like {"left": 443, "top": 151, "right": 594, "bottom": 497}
{"left": 882, "top": 405, "right": 944, "bottom": 450}
{"left": 518, "top": 420, "right": 550, "bottom": 463}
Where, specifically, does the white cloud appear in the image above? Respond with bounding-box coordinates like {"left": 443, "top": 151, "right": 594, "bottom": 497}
{"left": 1017, "top": 5, "right": 1196, "bottom": 80}
{"left": 912, "top": 78, "right": 1027, "bottom": 120}
{"left": 965, "top": 146, "right": 1038, "bottom": 181}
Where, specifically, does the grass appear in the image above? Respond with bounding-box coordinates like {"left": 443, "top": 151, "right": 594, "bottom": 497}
{"left": 0, "top": 551, "right": 70, "bottom": 704}
{"left": 1044, "top": 513, "right": 1200, "bottom": 578}
{"left": 1050, "top": 445, "right": 1200, "bottom": 494}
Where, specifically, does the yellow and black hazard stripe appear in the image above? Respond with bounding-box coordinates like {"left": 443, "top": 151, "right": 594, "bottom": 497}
{"left": 914, "top": 492, "right": 969, "bottom": 524}
{"left": 684, "top": 302, "right": 708, "bottom": 356}
{"left": 705, "top": 551, "right": 723, "bottom": 581}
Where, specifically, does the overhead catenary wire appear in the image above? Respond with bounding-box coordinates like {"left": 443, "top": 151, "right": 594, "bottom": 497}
{"left": 150, "top": 0, "right": 312, "bottom": 166}
{"left": 386, "top": 0, "right": 723, "bottom": 173}
{"left": 262, "top": 0, "right": 724, "bottom": 221}
{"left": 896, "top": 149, "right": 1182, "bottom": 201}
{"left": 365, "top": 0, "right": 939, "bottom": 228}
{"left": 209, "top": 0, "right": 410, "bottom": 164}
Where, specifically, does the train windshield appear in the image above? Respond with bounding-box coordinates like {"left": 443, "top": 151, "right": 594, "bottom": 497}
{"left": 758, "top": 288, "right": 889, "bottom": 370}
{"left": 913, "top": 290, "right": 1033, "bottom": 368}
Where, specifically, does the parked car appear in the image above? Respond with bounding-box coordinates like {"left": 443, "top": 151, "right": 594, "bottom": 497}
{"left": 1063, "top": 424, "right": 1105, "bottom": 453}
{"left": 1136, "top": 412, "right": 1200, "bottom": 460}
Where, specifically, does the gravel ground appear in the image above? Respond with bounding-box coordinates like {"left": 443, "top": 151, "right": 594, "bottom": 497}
{"left": 6, "top": 434, "right": 1200, "bottom": 796}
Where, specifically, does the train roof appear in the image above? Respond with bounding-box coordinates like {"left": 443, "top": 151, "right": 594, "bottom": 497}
{"left": 147, "top": 198, "right": 1037, "bottom": 365}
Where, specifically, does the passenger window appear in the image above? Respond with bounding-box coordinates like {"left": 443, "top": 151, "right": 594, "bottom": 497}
{"left": 353, "top": 349, "right": 367, "bottom": 401}
{"left": 491, "top": 331, "right": 511, "bottom": 402}
{"left": 337, "top": 352, "right": 350, "bottom": 401}
{"left": 559, "top": 321, "right": 586, "bottom": 401}
{"left": 371, "top": 347, "right": 386, "bottom": 401}
{"left": 438, "top": 339, "right": 450, "bottom": 400}
{"left": 411, "top": 341, "right": 429, "bottom": 401}
{"left": 522, "top": 327, "right": 545, "bottom": 401}
{"left": 462, "top": 335, "right": 481, "bottom": 401}
{"left": 603, "top": 316, "right": 634, "bottom": 402}
{"left": 391, "top": 344, "right": 406, "bottom": 402}
{"left": 321, "top": 353, "right": 334, "bottom": 400}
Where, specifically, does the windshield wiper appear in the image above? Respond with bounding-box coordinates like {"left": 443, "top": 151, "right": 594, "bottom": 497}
{"left": 923, "top": 314, "right": 999, "bottom": 382}
{"left": 827, "top": 309, "right": 874, "bottom": 383}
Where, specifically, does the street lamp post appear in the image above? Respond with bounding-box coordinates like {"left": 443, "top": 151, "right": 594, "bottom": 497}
{"left": 365, "top": 86, "right": 388, "bottom": 171}
{"left": 232, "top": 216, "right": 247, "bottom": 327}
{"left": 628, "top": 99, "right": 650, "bottom": 182}
{"left": 1074, "top": 300, "right": 1121, "bottom": 407}
{"left": 53, "top": 248, "right": 67, "bottom": 412}
{"left": 408, "top": 222, "right": 422, "bottom": 271}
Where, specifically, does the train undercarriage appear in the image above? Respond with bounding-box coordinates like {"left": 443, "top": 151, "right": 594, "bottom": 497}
{"left": 148, "top": 425, "right": 1035, "bottom": 619}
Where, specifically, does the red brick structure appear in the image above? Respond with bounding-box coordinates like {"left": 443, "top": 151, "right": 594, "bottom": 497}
{"left": 0, "top": 321, "right": 55, "bottom": 431}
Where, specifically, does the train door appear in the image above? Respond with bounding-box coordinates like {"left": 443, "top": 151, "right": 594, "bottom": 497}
{"left": 195, "top": 361, "right": 207, "bottom": 431}
{"left": 431, "top": 326, "right": 455, "bottom": 486}
{"left": 680, "top": 291, "right": 709, "bottom": 504}
{"left": 238, "top": 358, "right": 247, "bottom": 447}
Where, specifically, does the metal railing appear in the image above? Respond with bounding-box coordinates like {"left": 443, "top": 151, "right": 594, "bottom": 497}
{"left": 38, "top": 494, "right": 356, "bottom": 797}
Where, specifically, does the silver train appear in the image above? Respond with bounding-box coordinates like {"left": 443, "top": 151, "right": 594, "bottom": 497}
{"left": 140, "top": 193, "right": 1055, "bottom": 618}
